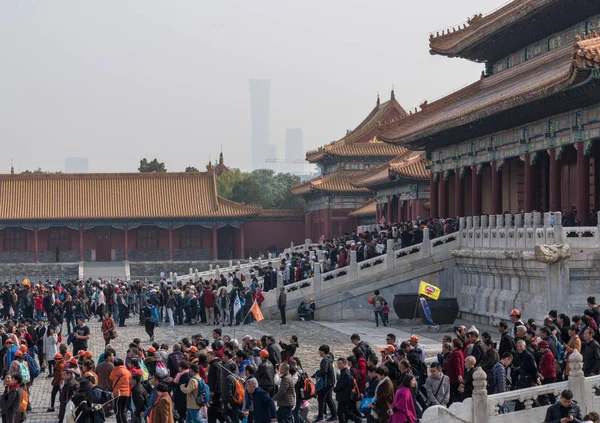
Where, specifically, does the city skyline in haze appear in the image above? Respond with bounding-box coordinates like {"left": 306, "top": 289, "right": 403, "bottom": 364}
{"left": 0, "top": 0, "right": 508, "bottom": 173}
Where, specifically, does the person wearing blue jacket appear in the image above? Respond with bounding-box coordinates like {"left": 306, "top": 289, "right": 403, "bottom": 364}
{"left": 245, "top": 378, "right": 277, "bottom": 423}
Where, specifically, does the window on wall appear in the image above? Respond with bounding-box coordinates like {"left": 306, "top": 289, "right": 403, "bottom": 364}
{"left": 4, "top": 228, "right": 26, "bottom": 251}
{"left": 137, "top": 227, "right": 159, "bottom": 250}
{"left": 48, "top": 227, "right": 70, "bottom": 250}
{"left": 180, "top": 226, "right": 202, "bottom": 249}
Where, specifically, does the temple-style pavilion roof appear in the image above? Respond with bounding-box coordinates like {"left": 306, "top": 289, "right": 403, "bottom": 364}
{"left": 351, "top": 150, "right": 429, "bottom": 188}
{"left": 348, "top": 199, "right": 376, "bottom": 218}
{"left": 0, "top": 171, "right": 261, "bottom": 222}
{"left": 429, "top": 0, "right": 600, "bottom": 63}
{"left": 306, "top": 92, "right": 408, "bottom": 163}
{"left": 290, "top": 171, "right": 371, "bottom": 196}
{"left": 379, "top": 38, "right": 600, "bottom": 150}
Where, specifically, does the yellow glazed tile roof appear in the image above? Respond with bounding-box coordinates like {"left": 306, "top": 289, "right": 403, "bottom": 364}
{"left": 0, "top": 172, "right": 261, "bottom": 221}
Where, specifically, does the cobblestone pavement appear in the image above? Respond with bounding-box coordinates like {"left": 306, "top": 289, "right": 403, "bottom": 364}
{"left": 27, "top": 317, "right": 358, "bottom": 423}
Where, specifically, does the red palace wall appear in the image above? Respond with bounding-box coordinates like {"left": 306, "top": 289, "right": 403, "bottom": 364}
{"left": 244, "top": 220, "right": 305, "bottom": 257}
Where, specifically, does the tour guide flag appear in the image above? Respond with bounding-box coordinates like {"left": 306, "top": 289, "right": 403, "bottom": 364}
{"left": 233, "top": 294, "right": 242, "bottom": 316}
{"left": 250, "top": 302, "right": 264, "bottom": 322}
{"left": 418, "top": 281, "right": 441, "bottom": 300}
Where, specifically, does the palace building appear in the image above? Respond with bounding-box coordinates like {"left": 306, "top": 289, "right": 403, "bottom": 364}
{"left": 0, "top": 169, "right": 304, "bottom": 263}
{"left": 379, "top": 0, "right": 600, "bottom": 224}
{"left": 291, "top": 92, "right": 417, "bottom": 239}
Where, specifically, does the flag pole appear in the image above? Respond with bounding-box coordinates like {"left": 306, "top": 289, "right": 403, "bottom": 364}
{"left": 410, "top": 295, "right": 421, "bottom": 337}
{"left": 233, "top": 300, "right": 256, "bottom": 340}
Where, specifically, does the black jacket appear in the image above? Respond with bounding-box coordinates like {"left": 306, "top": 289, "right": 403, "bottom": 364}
{"left": 172, "top": 372, "right": 190, "bottom": 410}
{"left": 498, "top": 332, "right": 515, "bottom": 358}
{"left": 583, "top": 339, "right": 600, "bottom": 376}
{"left": 256, "top": 359, "right": 275, "bottom": 390}
{"left": 267, "top": 343, "right": 281, "bottom": 367}
{"left": 222, "top": 374, "right": 239, "bottom": 407}
{"left": 208, "top": 358, "right": 223, "bottom": 397}
{"left": 543, "top": 400, "right": 582, "bottom": 423}
{"left": 517, "top": 349, "right": 538, "bottom": 387}
{"left": 131, "top": 383, "right": 148, "bottom": 414}
{"left": 333, "top": 368, "right": 354, "bottom": 403}
{"left": 314, "top": 355, "right": 335, "bottom": 389}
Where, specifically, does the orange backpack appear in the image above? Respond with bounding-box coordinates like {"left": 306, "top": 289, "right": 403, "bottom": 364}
{"left": 20, "top": 389, "right": 28, "bottom": 413}
{"left": 232, "top": 377, "right": 244, "bottom": 404}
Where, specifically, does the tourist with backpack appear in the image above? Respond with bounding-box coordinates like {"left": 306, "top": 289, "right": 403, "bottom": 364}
{"left": 69, "top": 378, "right": 97, "bottom": 423}
{"left": 313, "top": 344, "right": 337, "bottom": 423}
{"left": 180, "top": 363, "right": 210, "bottom": 423}
{"left": 372, "top": 290, "right": 387, "bottom": 327}
{"left": 333, "top": 358, "right": 362, "bottom": 423}
{"left": 9, "top": 351, "right": 30, "bottom": 387}
{"left": 143, "top": 300, "right": 159, "bottom": 342}
{"left": 222, "top": 361, "right": 245, "bottom": 423}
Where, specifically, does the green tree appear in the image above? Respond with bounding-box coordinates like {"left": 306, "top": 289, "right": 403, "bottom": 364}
{"left": 185, "top": 166, "right": 199, "bottom": 172}
{"left": 138, "top": 158, "right": 167, "bottom": 172}
{"left": 216, "top": 168, "right": 305, "bottom": 210}
{"left": 216, "top": 169, "right": 245, "bottom": 199}
{"left": 21, "top": 168, "right": 63, "bottom": 174}
{"left": 230, "top": 175, "right": 263, "bottom": 205}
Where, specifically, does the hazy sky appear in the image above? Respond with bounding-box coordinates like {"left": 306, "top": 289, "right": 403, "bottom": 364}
{"left": 0, "top": 0, "right": 508, "bottom": 173}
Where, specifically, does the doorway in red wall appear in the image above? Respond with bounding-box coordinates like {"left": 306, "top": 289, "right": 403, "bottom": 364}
{"left": 96, "top": 227, "right": 111, "bottom": 262}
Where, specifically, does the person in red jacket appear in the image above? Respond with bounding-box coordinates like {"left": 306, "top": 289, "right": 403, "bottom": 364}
{"left": 445, "top": 339, "right": 465, "bottom": 405}
{"left": 538, "top": 340, "right": 557, "bottom": 405}
{"left": 203, "top": 286, "right": 217, "bottom": 325}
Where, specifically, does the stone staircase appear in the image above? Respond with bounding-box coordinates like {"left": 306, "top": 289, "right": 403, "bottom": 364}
{"left": 79, "top": 261, "right": 130, "bottom": 281}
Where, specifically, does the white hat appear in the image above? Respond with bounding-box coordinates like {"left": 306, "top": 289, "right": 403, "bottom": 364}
{"left": 467, "top": 325, "right": 479, "bottom": 335}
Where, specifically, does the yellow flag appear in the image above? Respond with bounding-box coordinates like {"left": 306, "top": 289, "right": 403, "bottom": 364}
{"left": 250, "top": 302, "right": 264, "bottom": 322}
{"left": 419, "top": 281, "right": 440, "bottom": 300}
{"left": 22, "top": 278, "right": 30, "bottom": 287}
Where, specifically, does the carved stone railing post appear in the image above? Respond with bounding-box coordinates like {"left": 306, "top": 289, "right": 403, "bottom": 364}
{"left": 290, "top": 241, "right": 294, "bottom": 250}
{"left": 277, "top": 272, "right": 283, "bottom": 290}
{"left": 554, "top": 212, "right": 564, "bottom": 244}
{"left": 466, "top": 216, "right": 473, "bottom": 229}
{"left": 474, "top": 215, "right": 481, "bottom": 229}
{"left": 496, "top": 214, "right": 504, "bottom": 228}
{"left": 524, "top": 213, "right": 532, "bottom": 227}
{"left": 422, "top": 228, "right": 431, "bottom": 257}
{"left": 349, "top": 250, "right": 358, "bottom": 281}
{"left": 514, "top": 213, "right": 523, "bottom": 228}
{"left": 459, "top": 217, "right": 466, "bottom": 230}
{"left": 479, "top": 215, "right": 487, "bottom": 229}
{"left": 386, "top": 239, "right": 395, "bottom": 270}
{"left": 472, "top": 367, "right": 489, "bottom": 423}
{"left": 215, "top": 265, "right": 220, "bottom": 279}
{"left": 488, "top": 215, "right": 496, "bottom": 228}
{"left": 312, "top": 264, "right": 322, "bottom": 293}
{"left": 533, "top": 211, "right": 542, "bottom": 226}
{"left": 568, "top": 350, "right": 586, "bottom": 414}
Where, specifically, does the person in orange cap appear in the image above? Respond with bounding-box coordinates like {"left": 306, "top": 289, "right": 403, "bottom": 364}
{"left": 9, "top": 350, "right": 29, "bottom": 385}
{"left": 65, "top": 352, "right": 73, "bottom": 360}
{"left": 256, "top": 349, "right": 274, "bottom": 396}
{"left": 509, "top": 309, "right": 524, "bottom": 336}
{"left": 409, "top": 336, "right": 425, "bottom": 362}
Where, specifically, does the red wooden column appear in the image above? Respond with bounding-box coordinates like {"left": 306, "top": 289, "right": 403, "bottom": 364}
{"left": 524, "top": 154, "right": 535, "bottom": 212}
{"left": 124, "top": 225, "right": 129, "bottom": 261}
{"left": 577, "top": 142, "right": 590, "bottom": 225}
{"left": 439, "top": 174, "right": 448, "bottom": 218}
{"left": 304, "top": 212, "right": 310, "bottom": 240}
{"left": 33, "top": 227, "right": 39, "bottom": 263}
{"left": 454, "top": 169, "right": 464, "bottom": 217}
{"left": 239, "top": 224, "right": 245, "bottom": 259}
{"left": 387, "top": 197, "right": 392, "bottom": 223}
{"left": 491, "top": 161, "right": 502, "bottom": 215}
{"left": 211, "top": 225, "right": 218, "bottom": 260}
{"left": 79, "top": 225, "right": 84, "bottom": 261}
{"left": 471, "top": 165, "right": 481, "bottom": 216}
{"left": 548, "top": 148, "right": 561, "bottom": 212}
{"left": 168, "top": 224, "right": 173, "bottom": 261}
{"left": 429, "top": 173, "right": 438, "bottom": 218}
{"left": 323, "top": 209, "right": 331, "bottom": 239}
{"left": 397, "top": 197, "right": 402, "bottom": 223}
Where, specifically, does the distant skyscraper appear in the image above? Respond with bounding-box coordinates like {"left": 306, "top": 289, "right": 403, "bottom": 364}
{"left": 285, "top": 128, "right": 304, "bottom": 173}
{"left": 249, "top": 79, "right": 272, "bottom": 170}
{"left": 65, "top": 157, "right": 89, "bottom": 173}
